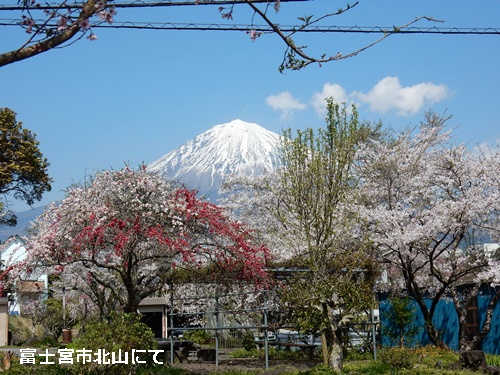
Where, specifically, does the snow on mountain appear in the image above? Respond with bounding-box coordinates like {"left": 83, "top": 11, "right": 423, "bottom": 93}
{"left": 147, "top": 119, "right": 280, "bottom": 201}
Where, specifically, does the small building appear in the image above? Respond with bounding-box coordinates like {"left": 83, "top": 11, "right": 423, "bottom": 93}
{"left": 0, "top": 235, "right": 49, "bottom": 315}
{"left": 138, "top": 297, "right": 168, "bottom": 339}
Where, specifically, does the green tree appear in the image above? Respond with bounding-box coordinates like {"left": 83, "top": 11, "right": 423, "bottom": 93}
{"left": 223, "top": 100, "right": 382, "bottom": 372}
{"left": 274, "top": 101, "right": 380, "bottom": 371}
{"left": 382, "top": 296, "right": 419, "bottom": 348}
{"left": 0, "top": 108, "right": 51, "bottom": 227}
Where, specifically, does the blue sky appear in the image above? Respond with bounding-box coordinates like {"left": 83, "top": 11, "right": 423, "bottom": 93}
{"left": 1, "top": 0, "right": 499, "bottom": 212}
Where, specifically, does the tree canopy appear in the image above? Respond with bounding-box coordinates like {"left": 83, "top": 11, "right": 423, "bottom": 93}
{"left": 0, "top": 107, "right": 51, "bottom": 228}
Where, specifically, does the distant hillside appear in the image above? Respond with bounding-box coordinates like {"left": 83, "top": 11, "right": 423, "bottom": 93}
{"left": 0, "top": 205, "right": 45, "bottom": 243}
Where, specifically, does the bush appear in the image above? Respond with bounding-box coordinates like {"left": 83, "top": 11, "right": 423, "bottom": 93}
{"left": 182, "top": 329, "right": 212, "bottom": 345}
{"left": 342, "top": 361, "right": 390, "bottom": 375}
{"left": 231, "top": 346, "right": 315, "bottom": 361}
{"left": 242, "top": 331, "right": 256, "bottom": 351}
{"left": 378, "top": 347, "right": 416, "bottom": 372}
{"left": 344, "top": 348, "right": 374, "bottom": 361}
{"left": 67, "top": 311, "right": 157, "bottom": 375}
{"left": 413, "top": 346, "right": 457, "bottom": 368}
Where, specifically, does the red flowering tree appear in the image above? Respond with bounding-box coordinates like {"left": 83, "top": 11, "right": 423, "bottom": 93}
{"left": 26, "top": 166, "right": 270, "bottom": 317}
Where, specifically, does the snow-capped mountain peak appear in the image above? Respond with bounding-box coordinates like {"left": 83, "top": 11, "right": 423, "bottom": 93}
{"left": 147, "top": 119, "right": 280, "bottom": 200}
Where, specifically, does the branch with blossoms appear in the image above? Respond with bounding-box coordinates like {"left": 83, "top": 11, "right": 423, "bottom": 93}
{"left": 240, "top": 0, "right": 443, "bottom": 72}
{"left": 1, "top": 0, "right": 445, "bottom": 71}
{"left": 0, "top": 0, "right": 116, "bottom": 67}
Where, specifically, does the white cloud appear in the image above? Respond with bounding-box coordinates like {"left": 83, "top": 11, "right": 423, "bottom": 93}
{"left": 310, "top": 83, "right": 351, "bottom": 116}
{"left": 266, "top": 91, "right": 307, "bottom": 119}
{"left": 269, "top": 77, "right": 451, "bottom": 120}
{"left": 354, "top": 76, "right": 450, "bottom": 116}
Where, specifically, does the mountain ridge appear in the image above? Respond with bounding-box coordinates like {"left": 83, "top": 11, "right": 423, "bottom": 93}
{"left": 147, "top": 119, "right": 281, "bottom": 200}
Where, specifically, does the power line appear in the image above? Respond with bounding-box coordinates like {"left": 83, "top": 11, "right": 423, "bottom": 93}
{"left": 0, "top": 0, "right": 309, "bottom": 11}
{"left": 2, "top": 0, "right": 497, "bottom": 35}
{"left": 94, "top": 24, "right": 500, "bottom": 35}
{"left": 1, "top": 19, "right": 499, "bottom": 35}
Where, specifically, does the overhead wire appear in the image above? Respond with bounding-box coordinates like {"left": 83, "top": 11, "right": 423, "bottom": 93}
{"left": 0, "top": 0, "right": 498, "bottom": 35}
{"left": 0, "top": 18, "right": 498, "bottom": 35}
{"left": 0, "top": 0, "right": 310, "bottom": 11}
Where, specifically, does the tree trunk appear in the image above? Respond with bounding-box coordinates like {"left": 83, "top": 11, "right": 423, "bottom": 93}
{"left": 467, "top": 287, "right": 500, "bottom": 351}
{"left": 321, "top": 333, "right": 329, "bottom": 365}
{"left": 328, "top": 340, "right": 343, "bottom": 372}
{"left": 424, "top": 319, "right": 448, "bottom": 348}
{"left": 321, "top": 329, "right": 343, "bottom": 372}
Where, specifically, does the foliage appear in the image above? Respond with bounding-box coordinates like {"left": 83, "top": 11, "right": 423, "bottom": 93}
{"left": 412, "top": 346, "right": 457, "bottom": 368}
{"left": 374, "top": 346, "right": 460, "bottom": 375}
{"left": 382, "top": 296, "right": 419, "bottom": 347}
{"left": 344, "top": 349, "right": 374, "bottom": 361}
{"left": 242, "top": 331, "right": 256, "bottom": 351}
{"left": 1, "top": 362, "right": 70, "bottom": 375}
{"left": 223, "top": 101, "right": 382, "bottom": 371}
{"left": 0, "top": 107, "right": 51, "bottom": 228}
{"left": 38, "top": 298, "right": 66, "bottom": 341}
{"left": 230, "top": 348, "right": 259, "bottom": 359}
{"left": 25, "top": 166, "right": 270, "bottom": 318}
{"left": 15, "top": 296, "right": 70, "bottom": 345}
{"left": 182, "top": 329, "right": 212, "bottom": 345}
{"left": 342, "top": 358, "right": 481, "bottom": 375}
{"left": 378, "top": 347, "right": 417, "bottom": 372}
{"left": 342, "top": 360, "right": 391, "bottom": 375}
{"left": 8, "top": 315, "right": 40, "bottom": 345}
{"left": 68, "top": 311, "right": 157, "bottom": 375}
{"left": 486, "top": 354, "right": 500, "bottom": 367}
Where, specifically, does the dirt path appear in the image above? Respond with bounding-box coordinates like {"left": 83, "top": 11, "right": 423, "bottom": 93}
{"left": 173, "top": 356, "right": 321, "bottom": 374}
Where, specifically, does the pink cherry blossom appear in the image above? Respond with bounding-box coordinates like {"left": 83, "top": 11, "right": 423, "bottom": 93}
{"left": 57, "top": 16, "right": 68, "bottom": 31}
{"left": 78, "top": 18, "right": 90, "bottom": 30}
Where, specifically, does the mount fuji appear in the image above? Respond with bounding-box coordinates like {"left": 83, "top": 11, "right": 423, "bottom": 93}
{"left": 147, "top": 119, "right": 281, "bottom": 201}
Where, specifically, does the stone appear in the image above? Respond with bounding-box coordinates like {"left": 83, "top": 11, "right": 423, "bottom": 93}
{"left": 459, "top": 350, "right": 487, "bottom": 372}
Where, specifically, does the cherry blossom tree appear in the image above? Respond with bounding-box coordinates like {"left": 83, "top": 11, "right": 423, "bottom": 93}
{"left": 24, "top": 166, "right": 271, "bottom": 318}
{"left": 355, "top": 112, "right": 500, "bottom": 350}
{"left": 0, "top": 0, "right": 440, "bottom": 69}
